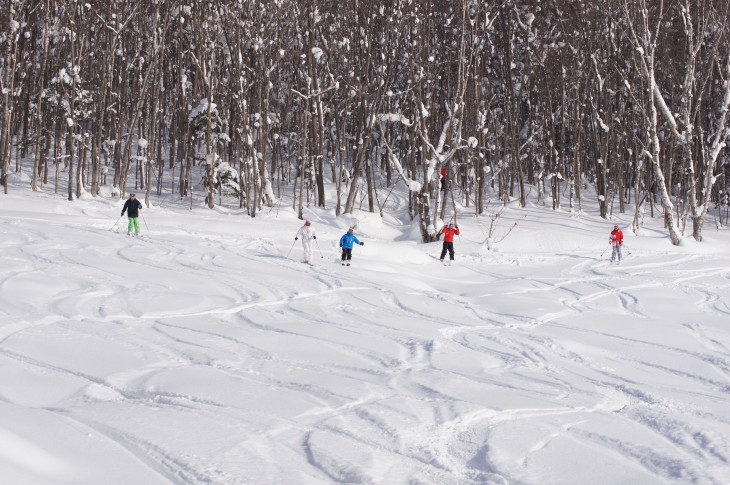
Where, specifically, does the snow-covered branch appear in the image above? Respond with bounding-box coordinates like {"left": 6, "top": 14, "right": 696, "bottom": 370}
{"left": 653, "top": 84, "right": 682, "bottom": 141}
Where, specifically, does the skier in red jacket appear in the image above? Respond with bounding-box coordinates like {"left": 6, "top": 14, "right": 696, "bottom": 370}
{"left": 439, "top": 223, "right": 460, "bottom": 262}
{"left": 609, "top": 224, "right": 624, "bottom": 264}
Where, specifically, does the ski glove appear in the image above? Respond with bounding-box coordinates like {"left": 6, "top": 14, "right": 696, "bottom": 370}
{"left": 120, "top": 211, "right": 124, "bottom": 216}
{"left": 295, "top": 237, "right": 298, "bottom": 240}
{"left": 360, "top": 242, "right": 364, "bottom": 246}
{"left": 313, "top": 236, "right": 316, "bottom": 239}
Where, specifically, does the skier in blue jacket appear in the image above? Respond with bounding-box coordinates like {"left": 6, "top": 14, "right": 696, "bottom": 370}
{"left": 339, "top": 227, "right": 364, "bottom": 266}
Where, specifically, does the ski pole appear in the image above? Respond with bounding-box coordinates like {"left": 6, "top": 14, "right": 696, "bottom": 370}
{"left": 140, "top": 212, "right": 150, "bottom": 232}
{"left": 286, "top": 239, "right": 297, "bottom": 258}
{"left": 622, "top": 245, "right": 632, "bottom": 256}
{"left": 600, "top": 243, "right": 611, "bottom": 256}
{"left": 109, "top": 215, "right": 123, "bottom": 231}
{"left": 314, "top": 238, "right": 324, "bottom": 258}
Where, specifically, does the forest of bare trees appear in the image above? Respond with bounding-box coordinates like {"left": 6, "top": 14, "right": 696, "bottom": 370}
{"left": 1, "top": 0, "right": 729, "bottom": 243}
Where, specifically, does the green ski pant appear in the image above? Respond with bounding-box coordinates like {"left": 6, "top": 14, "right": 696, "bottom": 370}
{"left": 128, "top": 217, "right": 140, "bottom": 234}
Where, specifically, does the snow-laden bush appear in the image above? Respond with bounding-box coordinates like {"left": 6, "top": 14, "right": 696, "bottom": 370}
{"left": 201, "top": 162, "right": 242, "bottom": 198}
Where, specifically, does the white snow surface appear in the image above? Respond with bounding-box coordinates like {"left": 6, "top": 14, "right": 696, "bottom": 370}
{"left": 1, "top": 190, "right": 730, "bottom": 485}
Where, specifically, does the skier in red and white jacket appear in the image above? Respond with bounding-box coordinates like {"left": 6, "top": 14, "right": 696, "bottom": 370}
{"left": 609, "top": 224, "right": 624, "bottom": 263}
{"left": 438, "top": 223, "right": 460, "bottom": 262}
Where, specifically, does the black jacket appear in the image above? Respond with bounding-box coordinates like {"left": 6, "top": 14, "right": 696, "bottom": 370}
{"left": 122, "top": 199, "right": 142, "bottom": 218}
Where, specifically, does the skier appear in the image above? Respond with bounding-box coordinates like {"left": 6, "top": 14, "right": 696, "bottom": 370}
{"left": 438, "top": 222, "right": 460, "bottom": 263}
{"left": 121, "top": 193, "right": 143, "bottom": 236}
{"left": 294, "top": 220, "right": 317, "bottom": 264}
{"left": 339, "top": 227, "right": 364, "bottom": 266}
{"left": 609, "top": 224, "right": 624, "bottom": 264}
{"left": 440, "top": 167, "right": 448, "bottom": 190}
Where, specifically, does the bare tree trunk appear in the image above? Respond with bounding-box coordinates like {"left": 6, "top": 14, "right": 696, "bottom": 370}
{"left": 1, "top": 0, "right": 22, "bottom": 194}
{"left": 31, "top": 0, "right": 51, "bottom": 192}
{"left": 693, "top": 53, "right": 730, "bottom": 240}
{"left": 120, "top": 3, "right": 168, "bottom": 197}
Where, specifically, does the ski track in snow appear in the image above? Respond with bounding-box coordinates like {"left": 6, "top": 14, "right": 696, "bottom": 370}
{"left": 1, "top": 196, "right": 730, "bottom": 485}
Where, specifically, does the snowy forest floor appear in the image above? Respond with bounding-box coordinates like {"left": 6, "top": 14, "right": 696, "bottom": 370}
{"left": 1, "top": 183, "right": 730, "bottom": 485}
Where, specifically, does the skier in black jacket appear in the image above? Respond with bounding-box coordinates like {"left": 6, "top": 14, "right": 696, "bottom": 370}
{"left": 121, "top": 193, "right": 143, "bottom": 235}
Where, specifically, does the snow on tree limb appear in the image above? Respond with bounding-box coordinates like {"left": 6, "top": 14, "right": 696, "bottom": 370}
{"left": 379, "top": 113, "right": 412, "bottom": 126}
{"left": 653, "top": 84, "right": 683, "bottom": 141}
{"left": 382, "top": 138, "right": 421, "bottom": 193}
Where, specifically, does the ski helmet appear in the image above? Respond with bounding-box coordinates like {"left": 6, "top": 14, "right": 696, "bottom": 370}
{"left": 347, "top": 227, "right": 354, "bottom": 234}
{"left": 614, "top": 224, "right": 620, "bottom": 230}
{"left": 305, "top": 220, "right": 311, "bottom": 226}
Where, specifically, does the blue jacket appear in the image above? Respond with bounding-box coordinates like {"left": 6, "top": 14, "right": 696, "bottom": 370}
{"left": 339, "top": 233, "right": 361, "bottom": 249}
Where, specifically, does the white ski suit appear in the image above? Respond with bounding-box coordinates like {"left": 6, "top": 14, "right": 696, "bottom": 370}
{"left": 296, "top": 225, "right": 316, "bottom": 262}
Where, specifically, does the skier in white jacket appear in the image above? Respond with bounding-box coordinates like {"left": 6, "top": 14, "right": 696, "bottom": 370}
{"left": 295, "top": 220, "right": 316, "bottom": 263}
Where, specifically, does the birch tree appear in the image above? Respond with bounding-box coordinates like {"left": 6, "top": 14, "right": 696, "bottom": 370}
{"left": 622, "top": 0, "right": 682, "bottom": 245}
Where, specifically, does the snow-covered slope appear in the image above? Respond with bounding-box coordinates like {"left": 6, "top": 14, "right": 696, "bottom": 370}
{"left": 1, "top": 189, "right": 729, "bottom": 485}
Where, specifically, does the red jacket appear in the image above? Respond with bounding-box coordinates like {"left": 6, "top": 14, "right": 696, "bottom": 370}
{"left": 610, "top": 229, "right": 623, "bottom": 246}
{"left": 441, "top": 226, "right": 460, "bottom": 243}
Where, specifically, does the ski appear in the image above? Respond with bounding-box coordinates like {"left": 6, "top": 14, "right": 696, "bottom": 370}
{"left": 430, "top": 254, "right": 454, "bottom": 265}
